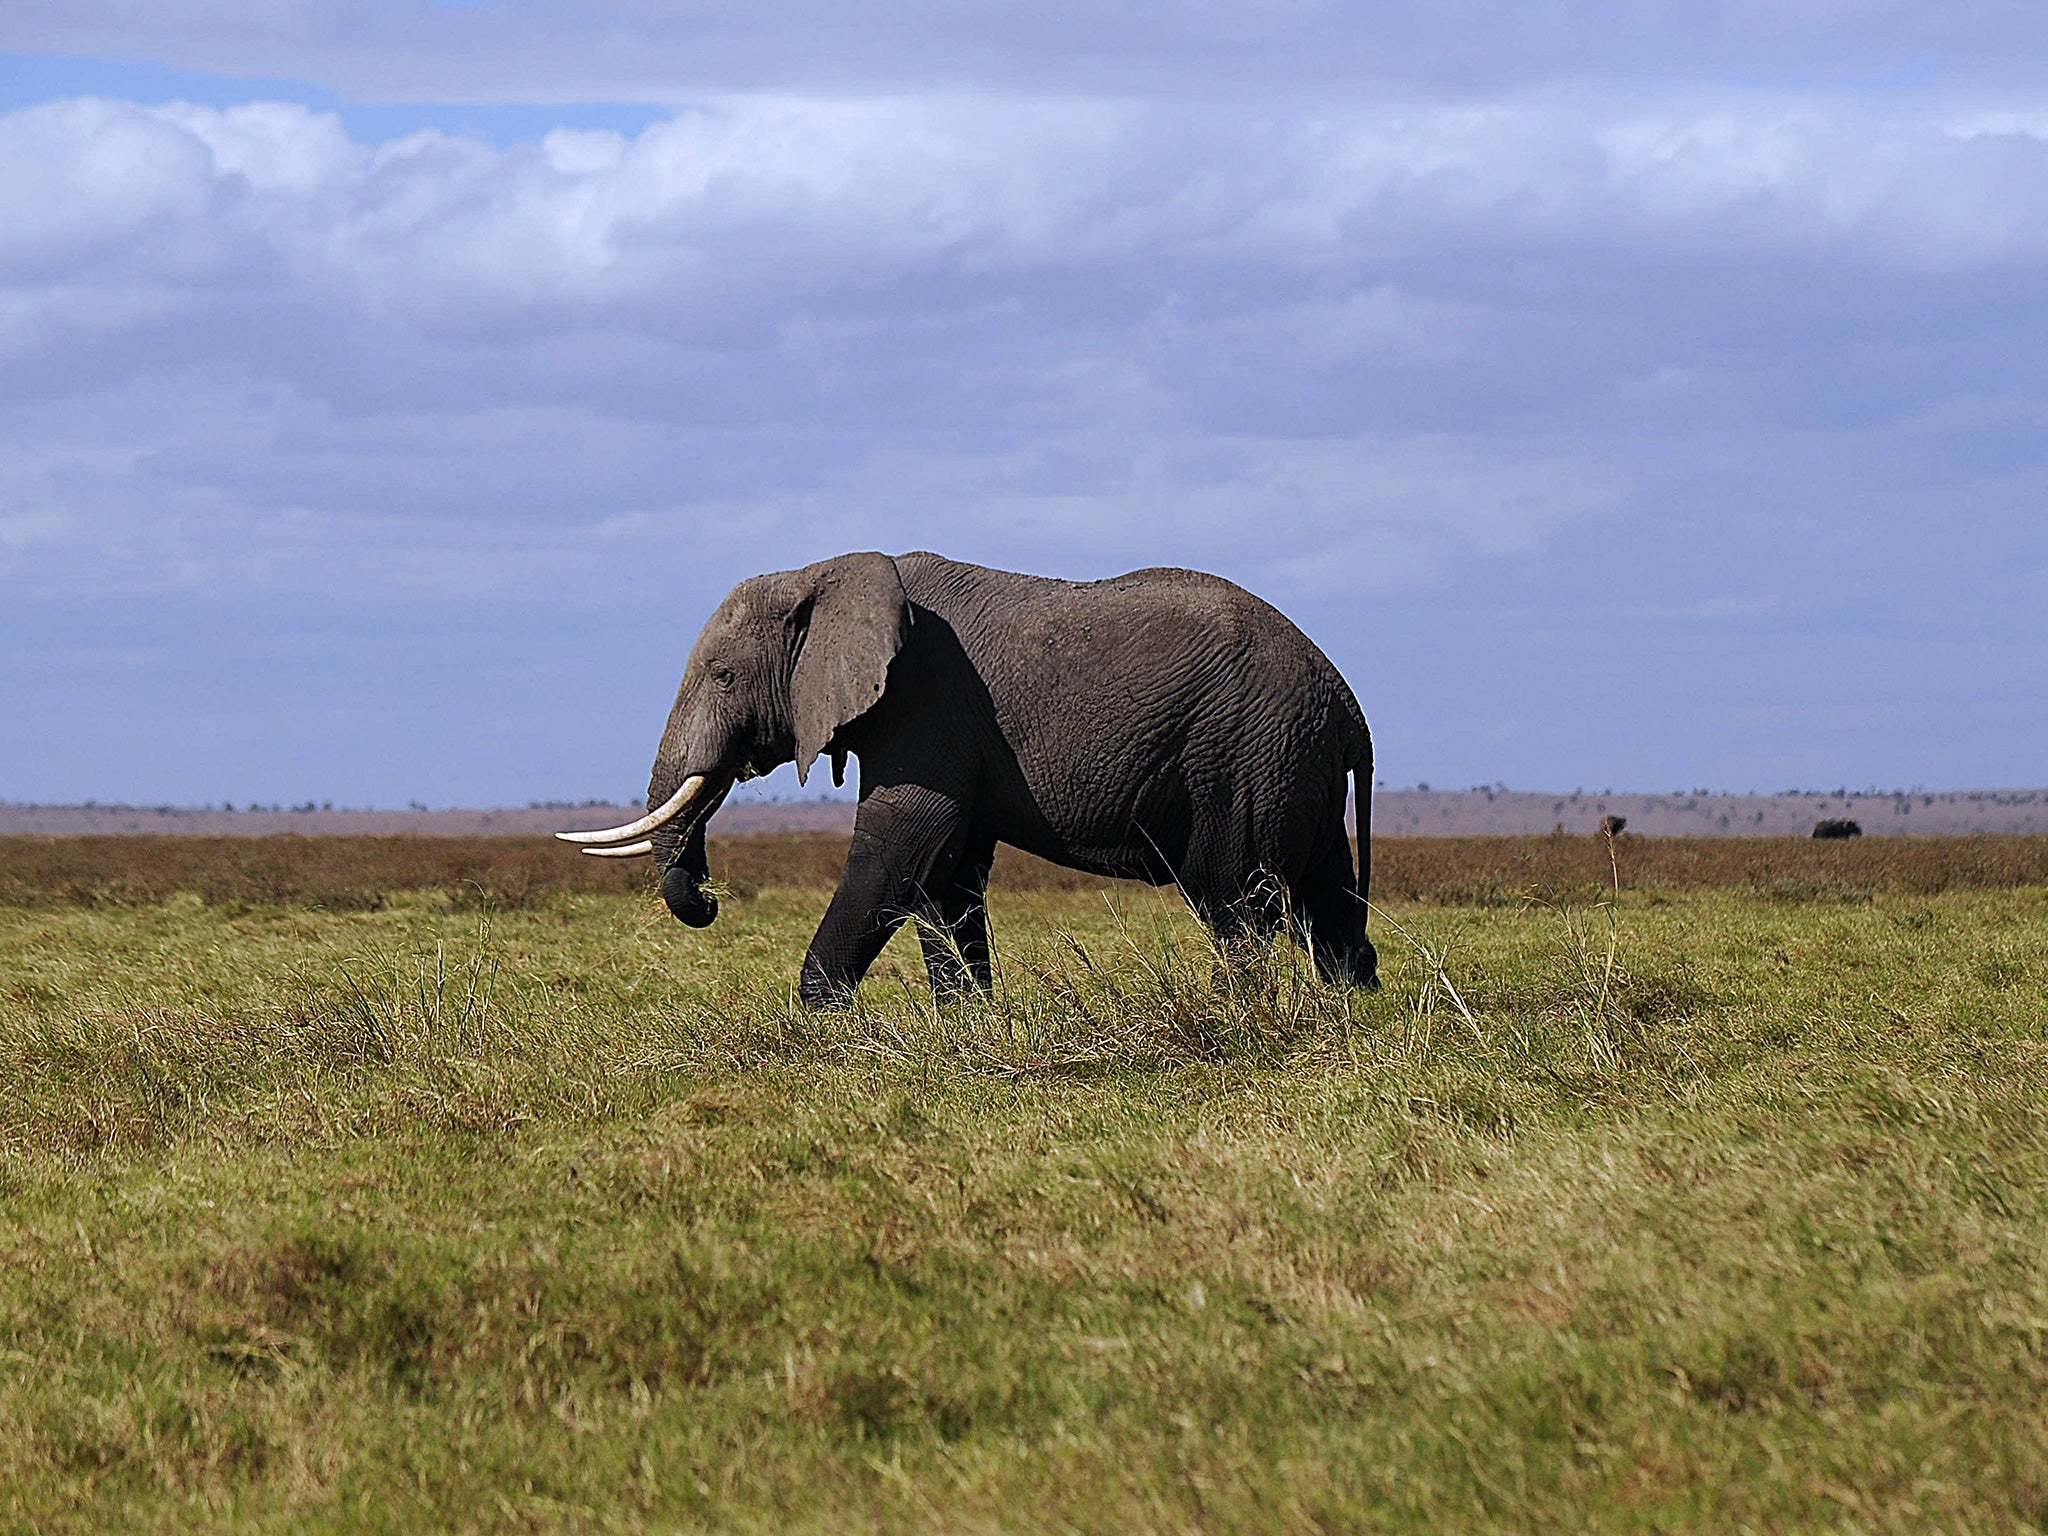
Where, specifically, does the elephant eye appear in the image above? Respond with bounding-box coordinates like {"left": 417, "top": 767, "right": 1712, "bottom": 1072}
{"left": 712, "top": 666, "right": 736, "bottom": 691}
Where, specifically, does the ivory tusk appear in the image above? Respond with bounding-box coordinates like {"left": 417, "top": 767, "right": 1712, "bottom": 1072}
{"left": 580, "top": 839, "right": 655, "bottom": 858}
{"left": 555, "top": 775, "right": 706, "bottom": 845}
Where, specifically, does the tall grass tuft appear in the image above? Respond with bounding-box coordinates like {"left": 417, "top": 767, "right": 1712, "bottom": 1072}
{"left": 323, "top": 903, "right": 503, "bottom": 1068}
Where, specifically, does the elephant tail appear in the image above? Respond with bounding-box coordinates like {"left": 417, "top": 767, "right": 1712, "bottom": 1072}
{"left": 1350, "top": 737, "right": 1373, "bottom": 908}
{"left": 1347, "top": 728, "right": 1381, "bottom": 987}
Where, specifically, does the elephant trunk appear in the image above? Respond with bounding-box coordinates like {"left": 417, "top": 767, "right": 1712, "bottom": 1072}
{"left": 658, "top": 817, "right": 719, "bottom": 928}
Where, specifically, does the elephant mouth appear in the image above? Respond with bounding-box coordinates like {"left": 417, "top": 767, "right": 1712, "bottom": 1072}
{"left": 553, "top": 769, "right": 734, "bottom": 926}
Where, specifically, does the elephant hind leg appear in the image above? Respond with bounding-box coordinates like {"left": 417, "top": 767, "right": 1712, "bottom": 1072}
{"left": 1292, "top": 840, "right": 1379, "bottom": 990}
{"left": 915, "top": 828, "right": 997, "bottom": 1001}
{"left": 1178, "top": 860, "right": 1289, "bottom": 984}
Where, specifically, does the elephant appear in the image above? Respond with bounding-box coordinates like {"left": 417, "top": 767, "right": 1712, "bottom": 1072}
{"left": 559, "top": 551, "right": 1379, "bottom": 1007}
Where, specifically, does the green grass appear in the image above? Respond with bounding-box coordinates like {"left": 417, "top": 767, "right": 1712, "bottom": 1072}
{"left": 2, "top": 870, "right": 2047, "bottom": 1532}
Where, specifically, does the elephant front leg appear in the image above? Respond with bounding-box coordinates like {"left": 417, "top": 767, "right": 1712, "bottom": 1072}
{"left": 799, "top": 785, "right": 970, "bottom": 1009}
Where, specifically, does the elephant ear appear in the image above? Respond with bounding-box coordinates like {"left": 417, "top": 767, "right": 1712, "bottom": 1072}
{"left": 789, "top": 552, "right": 910, "bottom": 786}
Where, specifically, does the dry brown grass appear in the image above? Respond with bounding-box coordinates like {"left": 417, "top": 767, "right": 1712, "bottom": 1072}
{"left": 2, "top": 831, "right": 2046, "bottom": 911}
{"left": 0, "top": 833, "right": 827, "bottom": 910}
{"left": 1373, "top": 831, "right": 2048, "bottom": 904}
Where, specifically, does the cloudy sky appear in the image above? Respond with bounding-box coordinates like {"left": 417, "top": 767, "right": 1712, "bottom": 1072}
{"left": 5, "top": 2, "right": 2045, "bottom": 806}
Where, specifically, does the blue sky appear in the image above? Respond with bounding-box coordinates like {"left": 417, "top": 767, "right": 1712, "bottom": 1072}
{"left": 3, "top": 3, "right": 2045, "bottom": 805}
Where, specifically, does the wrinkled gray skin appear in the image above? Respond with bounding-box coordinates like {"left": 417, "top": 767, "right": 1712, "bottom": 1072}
{"left": 637, "top": 551, "right": 1378, "bottom": 1008}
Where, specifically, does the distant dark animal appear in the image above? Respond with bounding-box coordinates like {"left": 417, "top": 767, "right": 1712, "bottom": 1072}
{"left": 1599, "top": 815, "right": 1627, "bottom": 837}
{"left": 1812, "top": 819, "right": 1862, "bottom": 839}
{"left": 558, "top": 551, "right": 1378, "bottom": 1006}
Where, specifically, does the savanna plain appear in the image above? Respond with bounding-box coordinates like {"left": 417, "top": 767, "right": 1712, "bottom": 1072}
{"left": 3, "top": 833, "right": 2047, "bottom": 1534}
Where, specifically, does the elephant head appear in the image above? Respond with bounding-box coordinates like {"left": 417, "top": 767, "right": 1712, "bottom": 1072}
{"left": 557, "top": 552, "right": 910, "bottom": 926}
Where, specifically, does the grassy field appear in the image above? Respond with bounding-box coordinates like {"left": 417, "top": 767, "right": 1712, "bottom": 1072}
{"left": 2, "top": 836, "right": 2046, "bottom": 1533}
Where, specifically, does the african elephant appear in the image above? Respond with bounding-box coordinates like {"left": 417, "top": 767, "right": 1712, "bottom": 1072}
{"left": 560, "top": 552, "right": 1378, "bottom": 1007}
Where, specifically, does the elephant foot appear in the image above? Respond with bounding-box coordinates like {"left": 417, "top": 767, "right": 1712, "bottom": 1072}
{"left": 797, "top": 960, "right": 860, "bottom": 1011}
{"left": 1306, "top": 938, "right": 1379, "bottom": 992}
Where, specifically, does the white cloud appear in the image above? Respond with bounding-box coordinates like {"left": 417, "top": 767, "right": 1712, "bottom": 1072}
{"left": 581, "top": 426, "right": 1631, "bottom": 605}
{"left": 0, "top": 99, "right": 219, "bottom": 277}
{"left": 11, "top": 88, "right": 2048, "bottom": 318}
{"left": 0, "top": 80, "right": 2045, "bottom": 802}
{"left": 1, "top": 83, "right": 2045, "bottom": 611}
